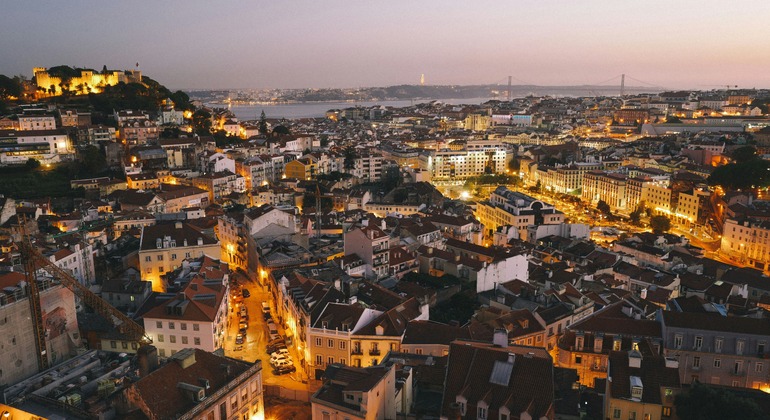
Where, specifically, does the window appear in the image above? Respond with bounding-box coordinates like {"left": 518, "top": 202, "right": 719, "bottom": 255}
{"left": 674, "top": 334, "right": 683, "bottom": 349}
{"left": 757, "top": 363, "right": 764, "bottom": 373}
{"left": 613, "top": 408, "right": 621, "bottom": 419}
{"left": 194, "top": 337, "right": 201, "bottom": 345}
{"left": 171, "top": 254, "right": 177, "bottom": 260}
{"left": 714, "top": 358, "right": 721, "bottom": 368}
{"left": 415, "top": 348, "right": 423, "bottom": 355}
{"left": 694, "top": 336, "right": 703, "bottom": 349}
{"left": 339, "top": 341, "right": 346, "bottom": 350}
{"left": 629, "top": 412, "right": 636, "bottom": 420}
{"left": 759, "top": 342, "right": 766, "bottom": 355}
{"left": 193, "top": 324, "right": 200, "bottom": 331}
{"left": 185, "top": 252, "right": 191, "bottom": 258}
{"left": 156, "top": 321, "right": 163, "bottom": 328}
{"left": 122, "top": 342, "right": 128, "bottom": 349}
{"left": 182, "top": 336, "right": 188, "bottom": 344}
{"left": 328, "top": 339, "right": 334, "bottom": 348}
{"left": 230, "top": 395, "right": 238, "bottom": 411}
{"left": 328, "top": 356, "right": 334, "bottom": 365}
{"left": 737, "top": 340, "right": 745, "bottom": 355}
{"left": 693, "top": 357, "right": 700, "bottom": 368}
{"left": 110, "top": 341, "right": 117, "bottom": 349}
{"left": 662, "top": 407, "right": 672, "bottom": 417}
{"left": 170, "top": 335, "right": 176, "bottom": 343}
{"left": 316, "top": 338, "right": 322, "bottom": 347}
{"left": 478, "top": 406, "right": 487, "bottom": 419}
{"left": 575, "top": 355, "right": 582, "bottom": 364}
{"left": 316, "top": 355, "right": 323, "bottom": 366}
{"left": 169, "top": 322, "right": 175, "bottom": 330}
{"left": 715, "top": 337, "right": 723, "bottom": 353}
{"left": 159, "top": 349, "right": 166, "bottom": 357}
{"left": 500, "top": 414, "right": 509, "bottom": 420}
{"left": 339, "top": 358, "right": 346, "bottom": 365}
{"left": 181, "top": 323, "right": 187, "bottom": 331}
{"left": 145, "top": 256, "right": 151, "bottom": 262}
{"left": 157, "top": 334, "right": 164, "bottom": 342}
{"left": 157, "top": 255, "right": 163, "bottom": 261}
{"left": 735, "top": 361, "right": 743, "bottom": 374}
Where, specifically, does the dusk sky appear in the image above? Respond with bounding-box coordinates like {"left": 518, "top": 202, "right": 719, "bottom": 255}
{"left": 3, "top": 0, "right": 770, "bottom": 90}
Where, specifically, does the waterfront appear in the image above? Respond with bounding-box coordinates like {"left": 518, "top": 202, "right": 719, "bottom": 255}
{"left": 209, "top": 97, "right": 493, "bottom": 120}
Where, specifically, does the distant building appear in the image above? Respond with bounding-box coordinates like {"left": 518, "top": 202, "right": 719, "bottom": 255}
{"left": 33, "top": 66, "right": 141, "bottom": 96}
{"left": 311, "top": 364, "right": 397, "bottom": 420}
{"left": 605, "top": 349, "right": 681, "bottom": 420}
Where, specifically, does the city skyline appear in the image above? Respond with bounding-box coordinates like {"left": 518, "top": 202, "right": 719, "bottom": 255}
{"left": 3, "top": 0, "right": 770, "bottom": 90}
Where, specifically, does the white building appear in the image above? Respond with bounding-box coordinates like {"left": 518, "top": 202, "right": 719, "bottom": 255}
{"left": 140, "top": 256, "right": 230, "bottom": 358}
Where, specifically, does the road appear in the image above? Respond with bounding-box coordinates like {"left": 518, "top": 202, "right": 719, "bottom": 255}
{"left": 222, "top": 272, "right": 313, "bottom": 392}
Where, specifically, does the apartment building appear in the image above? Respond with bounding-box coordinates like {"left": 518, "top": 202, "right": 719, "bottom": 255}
{"left": 605, "top": 350, "right": 681, "bottom": 420}
{"left": 558, "top": 302, "right": 662, "bottom": 387}
{"left": 659, "top": 310, "right": 770, "bottom": 390}
{"left": 311, "top": 364, "right": 396, "bottom": 420}
{"left": 475, "top": 186, "right": 564, "bottom": 239}
{"left": 423, "top": 144, "right": 506, "bottom": 180}
{"left": 138, "top": 222, "right": 221, "bottom": 289}
{"left": 344, "top": 224, "right": 390, "bottom": 279}
{"left": 720, "top": 218, "right": 770, "bottom": 270}
{"left": 534, "top": 162, "right": 604, "bottom": 195}
{"left": 441, "top": 335, "right": 555, "bottom": 420}
{"left": 140, "top": 256, "right": 230, "bottom": 357}
{"left": 0, "top": 129, "right": 75, "bottom": 165}
{"left": 123, "top": 348, "right": 263, "bottom": 420}
{"left": 191, "top": 171, "right": 246, "bottom": 202}
{"left": 582, "top": 171, "right": 628, "bottom": 211}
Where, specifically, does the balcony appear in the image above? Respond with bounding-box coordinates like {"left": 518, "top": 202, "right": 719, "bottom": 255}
{"left": 369, "top": 348, "right": 381, "bottom": 356}
{"left": 590, "top": 365, "right": 607, "bottom": 372}
{"left": 351, "top": 348, "right": 363, "bottom": 356}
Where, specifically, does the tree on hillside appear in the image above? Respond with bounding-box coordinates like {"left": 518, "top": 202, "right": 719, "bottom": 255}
{"left": 650, "top": 215, "right": 671, "bottom": 234}
{"left": 708, "top": 158, "right": 770, "bottom": 190}
{"left": 192, "top": 109, "right": 212, "bottom": 135}
{"left": 0, "top": 75, "right": 22, "bottom": 99}
{"left": 675, "top": 382, "right": 767, "bottom": 420}
{"left": 272, "top": 125, "right": 290, "bottom": 136}
{"left": 343, "top": 145, "right": 357, "bottom": 171}
{"left": 258, "top": 110, "right": 268, "bottom": 135}
{"left": 731, "top": 145, "right": 758, "bottom": 164}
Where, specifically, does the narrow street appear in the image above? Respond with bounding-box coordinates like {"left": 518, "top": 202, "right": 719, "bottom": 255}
{"left": 221, "top": 272, "right": 313, "bottom": 392}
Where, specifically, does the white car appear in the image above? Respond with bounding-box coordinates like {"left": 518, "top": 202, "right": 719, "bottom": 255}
{"left": 270, "top": 352, "right": 290, "bottom": 364}
{"left": 271, "top": 348, "right": 290, "bottom": 359}
{"left": 272, "top": 359, "right": 293, "bottom": 368}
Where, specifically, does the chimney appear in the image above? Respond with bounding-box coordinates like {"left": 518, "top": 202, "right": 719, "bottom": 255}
{"left": 381, "top": 220, "right": 386, "bottom": 230}
{"left": 640, "top": 288, "right": 647, "bottom": 299}
{"left": 507, "top": 352, "right": 516, "bottom": 364}
{"left": 349, "top": 296, "right": 358, "bottom": 304}
{"left": 493, "top": 328, "right": 508, "bottom": 347}
{"left": 175, "top": 221, "right": 183, "bottom": 229}
{"left": 665, "top": 357, "right": 679, "bottom": 369}
{"left": 197, "top": 237, "right": 203, "bottom": 246}
{"left": 137, "top": 345, "right": 158, "bottom": 378}
{"left": 428, "top": 247, "right": 433, "bottom": 255}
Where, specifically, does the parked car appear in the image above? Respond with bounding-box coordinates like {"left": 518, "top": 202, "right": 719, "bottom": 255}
{"left": 235, "top": 334, "right": 244, "bottom": 345}
{"left": 266, "top": 343, "right": 287, "bottom": 354}
{"left": 272, "top": 359, "right": 292, "bottom": 368}
{"left": 242, "top": 289, "right": 250, "bottom": 298}
{"left": 271, "top": 348, "right": 290, "bottom": 359}
{"left": 270, "top": 354, "right": 290, "bottom": 366}
{"left": 273, "top": 364, "right": 296, "bottom": 375}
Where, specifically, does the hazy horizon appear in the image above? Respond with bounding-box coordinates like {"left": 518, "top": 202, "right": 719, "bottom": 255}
{"left": 4, "top": 0, "right": 770, "bottom": 91}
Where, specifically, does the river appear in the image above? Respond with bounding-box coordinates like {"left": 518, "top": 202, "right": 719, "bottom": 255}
{"left": 209, "top": 98, "right": 493, "bottom": 120}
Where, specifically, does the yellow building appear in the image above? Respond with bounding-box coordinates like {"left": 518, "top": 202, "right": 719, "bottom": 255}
{"left": 138, "top": 222, "right": 220, "bottom": 291}
{"left": 284, "top": 158, "right": 317, "bottom": 180}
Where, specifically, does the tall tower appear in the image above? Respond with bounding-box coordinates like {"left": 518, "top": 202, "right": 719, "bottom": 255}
{"left": 420, "top": 74, "right": 425, "bottom": 86}
{"left": 620, "top": 74, "right": 625, "bottom": 97}
{"left": 507, "top": 76, "right": 512, "bottom": 101}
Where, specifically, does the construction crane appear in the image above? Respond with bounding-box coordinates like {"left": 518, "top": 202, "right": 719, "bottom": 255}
{"left": 17, "top": 234, "right": 152, "bottom": 371}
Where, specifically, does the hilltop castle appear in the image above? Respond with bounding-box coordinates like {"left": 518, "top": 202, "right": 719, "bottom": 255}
{"left": 33, "top": 66, "right": 142, "bottom": 96}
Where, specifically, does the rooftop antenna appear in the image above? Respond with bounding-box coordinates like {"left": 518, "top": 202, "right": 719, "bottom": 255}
{"left": 508, "top": 76, "right": 512, "bottom": 101}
